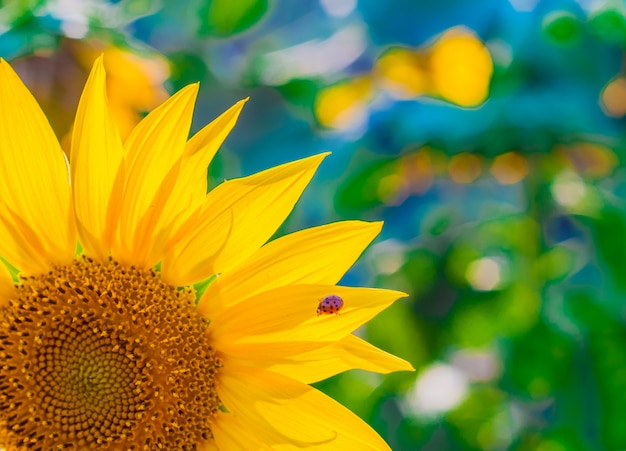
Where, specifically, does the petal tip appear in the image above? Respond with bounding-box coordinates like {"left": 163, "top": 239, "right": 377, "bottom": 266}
{"left": 230, "top": 97, "right": 249, "bottom": 113}
{"left": 310, "top": 152, "right": 331, "bottom": 165}
{"left": 0, "top": 57, "right": 17, "bottom": 79}
{"left": 365, "top": 220, "right": 384, "bottom": 236}
{"left": 94, "top": 53, "right": 105, "bottom": 68}
{"left": 178, "top": 82, "right": 201, "bottom": 98}
{"left": 319, "top": 151, "right": 332, "bottom": 159}
{"left": 88, "top": 55, "right": 107, "bottom": 82}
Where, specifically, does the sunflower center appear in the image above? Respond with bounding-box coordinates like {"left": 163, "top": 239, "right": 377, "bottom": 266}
{"left": 0, "top": 257, "right": 220, "bottom": 450}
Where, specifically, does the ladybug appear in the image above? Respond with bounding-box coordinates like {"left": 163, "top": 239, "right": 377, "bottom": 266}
{"left": 316, "top": 294, "right": 344, "bottom": 316}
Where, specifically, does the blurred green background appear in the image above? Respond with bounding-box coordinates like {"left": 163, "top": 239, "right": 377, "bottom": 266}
{"left": 3, "top": 0, "right": 626, "bottom": 449}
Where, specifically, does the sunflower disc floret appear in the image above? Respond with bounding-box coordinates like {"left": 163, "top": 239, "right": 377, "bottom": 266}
{"left": 0, "top": 257, "right": 220, "bottom": 450}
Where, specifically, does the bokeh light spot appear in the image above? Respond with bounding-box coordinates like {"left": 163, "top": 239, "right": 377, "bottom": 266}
{"left": 466, "top": 257, "right": 502, "bottom": 291}
{"left": 451, "top": 350, "right": 499, "bottom": 382}
{"left": 448, "top": 153, "right": 482, "bottom": 183}
{"left": 370, "top": 239, "right": 407, "bottom": 275}
{"left": 551, "top": 172, "right": 586, "bottom": 207}
{"left": 490, "top": 152, "right": 528, "bottom": 184}
{"left": 407, "top": 363, "right": 468, "bottom": 416}
{"left": 429, "top": 27, "right": 493, "bottom": 107}
{"left": 558, "top": 142, "right": 618, "bottom": 178}
{"left": 320, "top": 0, "right": 356, "bottom": 18}
{"left": 375, "top": 48, "right": 428, "bottom": 99}
{"left": 601, "top": 76, "right": 626, "bottom": 117}
{"left": 261, "top": 25, "right": 367, "bottom": 85}
{"left": 315, "top": 77, "right": 372, "bottom": 130}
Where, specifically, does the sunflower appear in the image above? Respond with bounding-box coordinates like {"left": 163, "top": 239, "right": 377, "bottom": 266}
{"left": 0, "top": 55, "right": 413, "bottom": 450}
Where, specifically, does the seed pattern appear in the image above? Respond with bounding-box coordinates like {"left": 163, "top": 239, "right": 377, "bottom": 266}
{"left": 0, "top": 257, "right": 221, "bottom": 450}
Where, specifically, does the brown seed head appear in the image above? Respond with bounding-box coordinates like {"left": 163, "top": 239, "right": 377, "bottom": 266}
{"left": 0, "top": 257, "right": 220, "bottom": 450}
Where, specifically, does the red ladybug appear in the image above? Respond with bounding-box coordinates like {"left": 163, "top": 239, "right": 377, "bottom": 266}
{"left": 316, "top": 294, "right": 344, "bottom": 315}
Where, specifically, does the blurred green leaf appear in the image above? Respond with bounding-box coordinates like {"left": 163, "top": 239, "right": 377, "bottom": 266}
{"left": 554, "top": 291, "right": 626, "bottom": 449}
{"left": 450, "top": 294, "right": 501, "bottom": 347}
{"left": 584, "top": 207, "right": 626, "bottom": 291}
{"left": 447, "top": 387, "right": 511, "bottom": 450}
{"left": 0, "top": 0, "right": 42, "bottom": 26}
{"left": 514, "top": 428, "right": 588, "bottom": 451}
{"left": 396, "top": 417, "right": 436, "bottom": 451}
{"left": 542, "top": 11, "right": 582, "bottom": 45}
{"left": 495, "top": 282, "right": 541, "bottom": 336}
{"left": 571, "top": 293, "right": 626, "bottom": 449}
{"left": 445, "top": 245, "right": 480, "bottom": 287}
{"left": 199, "top": 0, "right": 268, "bottom": 37}
{"left": 534, "top": 246, "right": 575, "bottom": 283}
{"left": 505, "top": 320, "right": 574, "bottom": 398}
{"left": 167, "top": 51, "right": 209, "bottom": 89}
{"left": 400, "top": 249, "right": 438, "bottom": 297}
{"left": 276, "top": 78, "right": 319, "bottom": 111}
{"left": 587, "top": 1, "right": 626, "bottom": 45}
{"left": 422, "top": 206, "right": 458, "bottom": 237}
{"left": 335, "top": 158, "right": 398, "bottom": 213}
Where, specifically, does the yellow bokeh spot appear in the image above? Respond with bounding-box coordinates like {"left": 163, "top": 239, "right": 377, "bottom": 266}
{"left": 601, "top": 76, "right": 626, "bottom": 117}
{"left": 374, "top": 48, "right": 428, "bottom": 99}
{"left": 71, "top": 41, "right": 170, "bottom": 141}
{"left": 95, "top": 48, "right": 169, "bottom": 139}
{"left": 429, "top": 27, "right": 493, "bottom": 107}
{"left": 14, "top": 40, "right": 170, "bottom": 152}
{"left": 448, "top": 153, "right": 482, "bottom": 183}
{"left": 490, "top": 152, "right": 528, "bottom": 184}
{"left": 315, "top": 77, "right": 373, "bottom": 129}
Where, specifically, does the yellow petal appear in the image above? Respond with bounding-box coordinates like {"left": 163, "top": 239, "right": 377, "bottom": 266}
{"left": 148, "top": 99, "right": 248, "bottom": 266}
{"left": 200, "top": 221, "right": 382, "bottom": 313}
{"left": 71, "top": 55, "right": 125, "bottom": 260}
{"left": 212, "top": 411, "right": 274, "bottom": 451}
{"left": 0, "top": 260, "right": 15, "bottom": 305}
{"left": 218, "top": 365, "right": 392, "bottom": 450}
{"left": 199, "top": 441, "right": 219, "bottom": 451}
{"left": 266, "top": 334, "right": 415, "bottom": 384}
{"left": 184, "top": 98, "right": 248, "bottom": 175}
{"left": 0, "top": 59, "right": 76, "bottom": 273}
{"left": 162, "top": 153, "right": 329, "bottom": 285}
{"left": 115, "top": 83, "right": 198, "bottom": 266}
{"left": 210, "top": 284, "right": 406, "bottom": 351}
{"left": 0, "top": 201, "right": 50, "bottom": 272}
